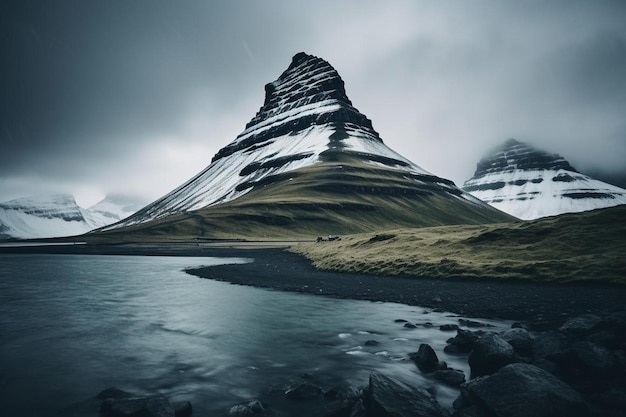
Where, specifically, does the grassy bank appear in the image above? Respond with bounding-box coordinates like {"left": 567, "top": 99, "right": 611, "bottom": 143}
{"left": 291, "top": 205, "right": 626, "bottom": 285}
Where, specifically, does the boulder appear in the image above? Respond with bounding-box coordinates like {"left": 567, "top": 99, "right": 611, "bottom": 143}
{"left": 100, "top": 396, "right": 175, "bottom": 417}
{"left": 445, "top": 329, "right": 485, "bottom": 354}
{"left": 410, "top": 343, "right": 445, "bottom": 373}
{"left": 97, "top": 387, "right": 133, "bottom": 400}
{"left": 432, "top": 369, "right": 466, "bottom": 387}
{"left": 532, "top": 330, "right": 571, "bottom": 360}
{"left": 440, "top": 324, "right": 459, "bottom": 332}
{"left": 459, "top": 319, "right": 493, "bottom": 328}
{"left": 468, "top": 333, "right": 515, "bottom": 377}
{"left": 550, "top": 341, "right": 616, "bottom": 379}
{"left": 365, "top": 371, "right": 444, "bottom": 417}
{"left": 229, "top": 399, "right": 267, "bottom": 416}
{"left": 460, "top": 363, "right": 588, "bottom": 417}
{"left": 501, "top": 328, "right": 533, "bottom": 356}
{"left": 285, "top": 381, "right": 323, "bottom": 400}
{"left": 173, "top": 401, "right": 192, "bottom": 417}
{"left": 559, "top": 314, "right": 602, "bottom": 338}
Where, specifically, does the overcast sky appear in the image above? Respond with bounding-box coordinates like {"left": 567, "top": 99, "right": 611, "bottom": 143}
{"left": 2, "top": 1, "right": 625, "bottom": 207}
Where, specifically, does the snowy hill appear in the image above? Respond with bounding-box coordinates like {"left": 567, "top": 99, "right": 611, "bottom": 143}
{"left": 100, "top": 52, "right": 511, "bottom": 237}
{"left": 462, "top": 139, "right": 626, "bottom": 220}
{"left": 0, "top": 194, "right": 144, "bottom": 240}
{"left": 87, "top": 194, "right": 146, "bottom": 223}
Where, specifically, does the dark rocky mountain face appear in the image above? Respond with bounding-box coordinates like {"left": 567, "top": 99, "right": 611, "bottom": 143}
{"left": 100, "top": 53, "right": 512, "bottom": 237}
{"left": 463, "top": 139, "right": 626, "bottom": 220}
{"left": 471, "top": 138, "right": 576, "bottom": 180}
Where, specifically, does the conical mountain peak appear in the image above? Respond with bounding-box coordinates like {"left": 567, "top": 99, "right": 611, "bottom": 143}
{"left": 212, "top": 52, "right": 380, "bottom": 163}
{"left": 102, "top": 53, "right": 511, "bottom": 235}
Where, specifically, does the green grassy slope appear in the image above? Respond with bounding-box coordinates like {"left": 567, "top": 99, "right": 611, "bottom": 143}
{"left": 90, "top": 160, "right": 513, "bottom": 241}
{"left": 291, "top": 205, "right": 626, "bottom": 284}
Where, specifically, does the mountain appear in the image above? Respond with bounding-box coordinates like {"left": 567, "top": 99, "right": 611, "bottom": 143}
{"left": 462, "top": 139, "right": 626, "bottom": 220}
{"left": 0, "top": 194, "right": 144, "bottom": 240}
{"left": 99, "top": 52, "right": 511, "bottom": 239}
{"left": 87, "top": 194, "right": 147, "bottom": 223}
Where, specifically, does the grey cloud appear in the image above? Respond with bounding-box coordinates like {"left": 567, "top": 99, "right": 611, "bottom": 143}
{"left": 1, "top": 0, "right": 625, "bottom": 204}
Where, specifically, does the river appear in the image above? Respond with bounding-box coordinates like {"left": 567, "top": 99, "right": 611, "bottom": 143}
{"left": 0, "top": 254, "right": 510, "bottom": 416}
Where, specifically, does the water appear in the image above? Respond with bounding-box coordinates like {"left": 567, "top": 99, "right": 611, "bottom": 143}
{"left": 0, "top": 254, "right": 510, "bottom": 416}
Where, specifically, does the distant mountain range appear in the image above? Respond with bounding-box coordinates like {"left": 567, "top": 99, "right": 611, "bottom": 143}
{"left": 0, "top": 194, "right": 145, "bottom": 239}
{"left": 98, "top": 52, "right": 511, "bottom": 239}
{"left": 463, "top": 139, "right": 626, "bottom": 220}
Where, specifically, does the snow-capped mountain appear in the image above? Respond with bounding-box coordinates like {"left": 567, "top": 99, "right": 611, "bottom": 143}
{"left": 87, "top": 194, "right": 146, "bottom": 223}
{"left": 463, "top": 139, "right": 626, "bottom": 220}
{"left": 0, "top": 194, "right": 144, "bottom": 240}
{"left": 102, "top": 52, "right": 510, "bottom": 236}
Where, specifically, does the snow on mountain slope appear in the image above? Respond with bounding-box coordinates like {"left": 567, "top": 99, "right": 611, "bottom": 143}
{"left": 463, "top": 139, "right": 626, "bottom": 220}
{"left": 0, "top": 194, "right": 97, "bottom": 239}
{"left": 106, "top": 52, "right": 496, "bottom": 231}
{"left": 88, "top": 194, "right": 146, "bottom": 222}
{"left": 0, "top": 194, "right": 145, "bottom": 239}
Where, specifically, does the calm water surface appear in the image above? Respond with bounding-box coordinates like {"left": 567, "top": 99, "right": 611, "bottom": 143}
{"left": 0, "top": 254, "right": 510, "bottom": 416}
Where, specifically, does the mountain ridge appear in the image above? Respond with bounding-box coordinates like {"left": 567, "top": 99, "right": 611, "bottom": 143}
{"left": 463, "top": 139, "right": 626, "bottom": 220}
{"left": 0, "top": 193, "right": 144, "bottom": 239}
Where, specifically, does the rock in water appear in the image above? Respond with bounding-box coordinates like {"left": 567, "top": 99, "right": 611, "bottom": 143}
{"left": 365, "top": 371, "right": 444, "bottom": 417}
{"left": 410, "top": 343, "right": 444, "bottom": 373}
{"left": 100, "top": 396, "right": 175, "bottom": 417}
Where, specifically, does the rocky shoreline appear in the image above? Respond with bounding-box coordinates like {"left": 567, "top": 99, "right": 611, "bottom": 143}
{"left": 96, "top": 311, "right": 626, "bottom": 417}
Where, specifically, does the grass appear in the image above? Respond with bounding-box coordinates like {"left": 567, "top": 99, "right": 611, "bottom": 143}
{"left": 291, "top": 205, "right": 626, "bottom": 285}
{"left": 90, "top": 159, "right": 512, "bottom": 242}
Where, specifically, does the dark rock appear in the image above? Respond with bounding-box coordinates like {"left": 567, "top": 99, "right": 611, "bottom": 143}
{"left": 433, "top": 369, "right": 466, "bottom": 387}
{"left": 460, "top": 363, "right": 589, "bottom": 417}
{"left": 511, "top": 322, "right": 527, "bottom": 329}
{"left": 423, "top": 322, "right": 434, "bottom": 328}
{"left": 599, "top": 387, "right": 626, "bottom": 410}
{"left": 410, "top": 343, "right": 445, "bottom": 373}
{"left": 101, "top": 396, "right": 175, "bottom": 417}
{"left": 349, "top": 399, "right": 367, "bottom": 417}
{"left": 364, "top": 340, "right": 379, "bottom": 347}
{"left": 532, "top": 330, "right": 571, "bottom": 359}
{"left": 559, "top": 314, "right": 602, "bottom": 338}
{"left": 403, "top": 322, "right": 417, "bottom": 329}
{"left": 550, "top": 341, "right": 616, "bottom": 379}
{"left": 394, "top": 319, "right": 409, "bottom": 323}
{"left": 365, "top": 371, "right": 444, "bottom": 417}
{"left": 324, "top": 385, "right": 360, "bottom": 401}
{"left": 97, "top": 387, "right": 133, "bottom": 400}
{"left": 501, "top": 328, "right": 533, "bottom": 356}
{"left": 526, "top": 318, "right": 566, "bottom": 332}
{"left": 459, "top": 319, "right": 493, "bottom": 328}
{"left": 468, "top": 333, "right": 515, "bottom": 377}
{"left": 445, "top": 329, "right": 485, "bottom": 354}
{"left": 317, "top": 385, "right": 362, "bottom": 417}
{"left": 587, "top": 330, "right": 621, "bottom": 349}
{"left": 229, "top": 399, "right": 266, "bottom": 416}
{"left": 285, "top": 382, "right": 323, "bottom": 400}
{"left": 440, "top": 324, "right": 460, "bottom": 332}
{"left": 174, "top": 401, "right": 192, "bottom": 417}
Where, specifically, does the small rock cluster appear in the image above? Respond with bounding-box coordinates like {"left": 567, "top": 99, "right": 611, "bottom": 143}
{"left": 95, "top": 311, "right": 625, "bottom": 417}
{"left": 450, "top": 311, "right": 626, "bottom": 417}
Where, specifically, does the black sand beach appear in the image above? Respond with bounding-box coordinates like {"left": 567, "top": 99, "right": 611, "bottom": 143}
{"left": 2, "top": 243, "right": 624, "bottom": 322}
{"left": 185, "top": 248, "right": 625, "bottom": 323}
